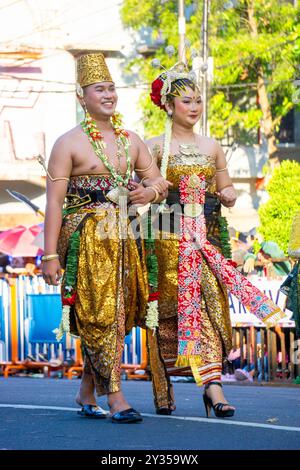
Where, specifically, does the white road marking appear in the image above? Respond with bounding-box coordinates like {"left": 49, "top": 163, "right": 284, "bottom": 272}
{"left": 141, "top": 413, "right": 300, "bottom": 432}
{"left": 0, "top": 403, "right": 299, "bottom": 433}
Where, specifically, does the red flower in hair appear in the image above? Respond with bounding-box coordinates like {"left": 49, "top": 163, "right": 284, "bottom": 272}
{"left": 150, "top": 78, "right": 165, "bottom": 110}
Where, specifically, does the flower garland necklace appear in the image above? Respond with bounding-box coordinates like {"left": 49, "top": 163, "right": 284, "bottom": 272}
{"left": 143, "top": 115, "right": 173, "bottom": 333}
{"left": 81, "top": 111, "right": 131, "bottom": 189}
{"left": 160, "top": 116, "right": 173, "bottom": 179}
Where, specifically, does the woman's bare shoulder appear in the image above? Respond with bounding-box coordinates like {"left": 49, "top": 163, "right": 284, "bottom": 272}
{"left": 146, "top": 134, "right": 164, "bottom": 149}
{"left": 196, "top": 135, "right": 220, "bottom": 156}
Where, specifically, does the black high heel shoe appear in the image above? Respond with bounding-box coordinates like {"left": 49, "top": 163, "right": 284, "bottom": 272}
{"left": 156, "top": 404, "right": 176, "bottom": 415}
{"left": 203, "top": 381, "right": 235, "bottom": 418}
{"left": 155, "top": 384, "right": 176, "bottom": 415}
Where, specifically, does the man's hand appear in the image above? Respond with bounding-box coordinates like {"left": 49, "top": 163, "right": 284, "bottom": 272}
{"left": 42, "top": 258, "right": 62, "bottom": 286}
{"left": 129, "top": 182, "right": 157, "bottom": 206}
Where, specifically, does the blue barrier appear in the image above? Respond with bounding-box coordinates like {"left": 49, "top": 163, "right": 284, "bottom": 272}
{"left": 0, "top": 295, "right": 5, "bottom": 362}
{"left": 26, "top": 293, "right": 66, "bottom": 362}
{"left": 27, "top": 293, "right": 63, "bottom": 344}
{"left": 0, "top": 280, "right": 10, "bottom": 362}
{"left": 0, "top": 275, "right": 296, "bottom": 381}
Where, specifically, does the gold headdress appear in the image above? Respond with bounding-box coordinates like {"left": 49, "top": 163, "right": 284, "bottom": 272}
{"left": 149, "top": 43, "right": 203, "bottom": 191}
{"left": 150, "top": 43, "right": 200, "bottom": 110}
{"left": 76, "top": 52, "right": 113, "bottom": 95}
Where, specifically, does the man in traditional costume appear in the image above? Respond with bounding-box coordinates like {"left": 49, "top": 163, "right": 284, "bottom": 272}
{"left": 41, "top": 52, "right": 170, "bottom": 422}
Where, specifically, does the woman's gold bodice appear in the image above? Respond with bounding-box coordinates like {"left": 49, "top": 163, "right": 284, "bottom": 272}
{"left": 157, "top": 148, "right": 217, "bottom": 193}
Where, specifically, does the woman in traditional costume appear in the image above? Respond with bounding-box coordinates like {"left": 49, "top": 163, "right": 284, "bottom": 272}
{"left": 143, "top": 58, "right": 285, "bottom": 418}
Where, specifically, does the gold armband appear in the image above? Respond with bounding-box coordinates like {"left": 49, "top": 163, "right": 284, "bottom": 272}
{"left": 216, "top": 166, "right": 228, "bottom": 173}
{"left": 135, "top": 153, "right": 154, "bottom": 173}
{"left": 41, "top": 254, "right": 59, "bottom": 262}
{"left": 36, "top": 154, "right": 70, "bottom": 182}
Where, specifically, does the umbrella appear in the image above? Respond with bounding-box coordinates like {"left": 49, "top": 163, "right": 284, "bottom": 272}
{"left": 5, "top": 189, "right": 45, "bottom": 253}
{"left": 31, "top": 227, "right": 44, "bottom": 250}
{"left": 0, "top": 224, "right": 44, "bottom": 257}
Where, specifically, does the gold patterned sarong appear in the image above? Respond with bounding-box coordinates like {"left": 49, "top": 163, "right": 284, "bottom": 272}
{"left": 59, "top": 175, "right": 148, "bottom": 396}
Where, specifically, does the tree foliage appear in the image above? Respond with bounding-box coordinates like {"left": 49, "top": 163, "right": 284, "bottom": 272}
{"left": 258, "top": 160, "right": 300, "bottom": 254}
{"left": 121, "top": 0, "right": 300, "bottom": 144}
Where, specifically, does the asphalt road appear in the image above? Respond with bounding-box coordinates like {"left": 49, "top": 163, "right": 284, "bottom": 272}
{"left": 0, "top": 377, "right": 299, "bottom": 451}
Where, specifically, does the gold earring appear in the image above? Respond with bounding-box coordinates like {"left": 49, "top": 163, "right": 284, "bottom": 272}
{"left": 82, "top": 100, "right": 88, "bottom": 115}
{"left": 76, "top": 83, "right": 84, "bottom": 99}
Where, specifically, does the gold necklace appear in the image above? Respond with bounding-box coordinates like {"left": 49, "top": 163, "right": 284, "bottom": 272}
{"left": 173, "top": 133, "right": 199, "bottom": 156}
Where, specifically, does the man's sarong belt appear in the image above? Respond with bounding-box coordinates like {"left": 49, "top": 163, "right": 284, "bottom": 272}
{"left": 65, "top": 189, "right": 124, "bottom": 210}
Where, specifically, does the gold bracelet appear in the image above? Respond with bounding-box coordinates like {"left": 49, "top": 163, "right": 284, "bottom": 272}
{"left": 146, "top": 186, "right": 160, "bottom": 203}
{"left": 140, "top": 176, "right": 150, "bottom": 186}
{"left": 152, "top": 183, "right": 164, "bottom": 194}
{"left": 41, "top": 254, "right": 59, "bottom": 262}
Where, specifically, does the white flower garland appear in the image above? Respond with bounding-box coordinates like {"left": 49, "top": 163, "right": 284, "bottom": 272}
{"left": 53, "top": 305, "right": 70, "bottom": 341}
{"left": 145, "top": 300, "right": 159, "bottom": 334}
{"left": 158, "top": 115, "right": 173, "bottom": 212}
{"left": 160, "top": 116, "right": 173, "bottom": 179}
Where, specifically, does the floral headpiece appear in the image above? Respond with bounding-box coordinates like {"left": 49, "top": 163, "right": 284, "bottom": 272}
{"left": 150, "top": 44, "right": 200, "bottom": 111}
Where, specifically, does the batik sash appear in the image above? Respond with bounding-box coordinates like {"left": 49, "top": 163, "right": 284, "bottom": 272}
{"left": 176, "top": 175, "right": 206, "bottom": 380}
{"left": 176, "top": 174, "right": 285, "bottom": 383}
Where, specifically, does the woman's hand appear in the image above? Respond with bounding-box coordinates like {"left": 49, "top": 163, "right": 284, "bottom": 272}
{"left": 42, "top": 258, "right": 62, "bottom": 286}
{"left": 142, "top": 176, "right": 173, "bottom": 194}
{"left": 216, "top": 185, "right": 236, "bottom": 207}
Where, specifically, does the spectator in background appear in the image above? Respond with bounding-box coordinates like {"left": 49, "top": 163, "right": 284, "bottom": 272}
{"left": 258, "top": 241, "right": 291, "bottom": 278}
{"left": 0, "top": 253, "right": 10, "bottom": 273}
{"left": 5, "top": 256, "right": 39, "bottom": 276}
{"left": 244, "top": 241, "right": 291, "bottom": 278}
{"left": 231, "top": 233, "right": 248, "bottom": 273}
{"left": 227, "top": 345, "right": 268, "bottom": 382}
{"left": 243, "top": 236, "right": 291, "bottom": 279}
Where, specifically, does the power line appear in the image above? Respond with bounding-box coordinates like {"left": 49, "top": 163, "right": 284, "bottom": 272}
{"left": 1, "top": 0, "right": 122, "bottom": 49}
{"left": 0, "top": 1, "right": 122, "bottom": 73}
{"left": 73, "top": 19, "right": 123, "bottom": 47}
{"left": 0, "top": 0, "right": 76, "bottom": 46}
{"left": 0, "top": 76, "right": 297, "bottom": 94}
{"left": 212, "top": 79, "right": 297, "bottom": 89}
{"left": 0, "top": 0, "right": 23, "bottom": 12}
{"left": 0, "top": 73, "right": 74, "bottom": 86}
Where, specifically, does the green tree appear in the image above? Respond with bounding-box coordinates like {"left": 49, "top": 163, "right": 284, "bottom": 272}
{"left": 258, "top": 160, "right": 300, "bottom": 253}
{"left": 121, "top": 0, "right": 300, "bottom": 157}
